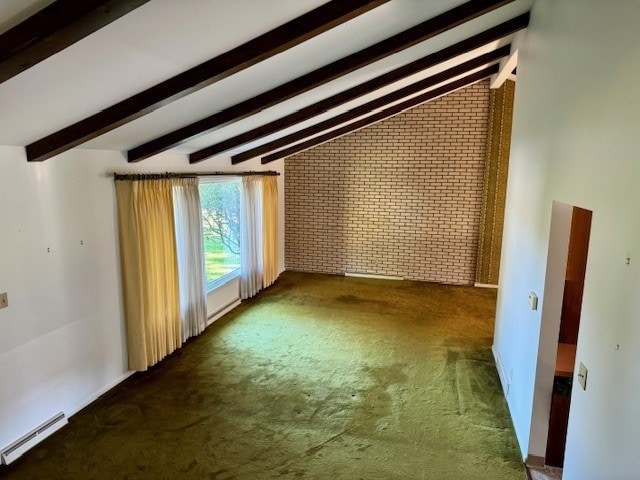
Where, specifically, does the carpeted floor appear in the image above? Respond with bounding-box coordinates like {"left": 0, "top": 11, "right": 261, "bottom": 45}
{"left": 1, "top": 272, "right": 526, "bottom": 479}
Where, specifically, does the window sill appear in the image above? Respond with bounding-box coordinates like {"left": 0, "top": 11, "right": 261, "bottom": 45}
{"left": 205, "top": 269, "right": 240, "bottom": 294}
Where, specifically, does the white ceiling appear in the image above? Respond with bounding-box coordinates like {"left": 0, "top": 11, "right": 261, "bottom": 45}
{"left": 0, "top": 0, "right": 53, "bottom": 32}
{"left": 0, "top": 0, "right": 533, "bottom": 160}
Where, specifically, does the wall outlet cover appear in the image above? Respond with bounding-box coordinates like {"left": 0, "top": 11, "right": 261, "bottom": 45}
{"left": 0, "top": 292, "right": 7, "bottom": 309}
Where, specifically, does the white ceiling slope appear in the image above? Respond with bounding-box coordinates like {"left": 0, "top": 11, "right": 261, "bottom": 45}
{"left": 0, "top": 0, "right": 533, "bottom": 160}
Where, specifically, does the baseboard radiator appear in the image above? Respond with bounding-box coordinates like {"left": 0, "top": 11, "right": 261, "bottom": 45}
{"left": 1, "top": 412, "right": 67, "bottom": 465}
{"left": 344, "top": 272, "right": 403, "bottom": 281}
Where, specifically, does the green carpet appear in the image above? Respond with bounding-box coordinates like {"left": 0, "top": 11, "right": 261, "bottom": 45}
{"left": 2, "top": 272, "right": 525, "bottom": 479}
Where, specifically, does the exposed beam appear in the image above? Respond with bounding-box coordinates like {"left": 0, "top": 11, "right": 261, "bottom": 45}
{"left": 231, "top": 47, "right": 509, "bottom": 164}
{"left": 128, "top": 0, "right": 516, "bottom": 163}
{"left": 490, "top": 48, "right": 518, "bottom": 88}
{"left": 0, "top": 0, "right": 152, "bottom": 85}
{"left": 25, "top": 0, "right": 391, "bottom": 162}
{"left": 191, "top": 13, "right": 530, "bottom": 163}
{"left": 260, "top": 66, "right": 498, "bottom": 164}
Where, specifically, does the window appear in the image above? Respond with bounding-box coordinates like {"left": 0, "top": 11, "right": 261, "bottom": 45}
{"left": 199, "top": 178, "right": 241, "bottom": 291}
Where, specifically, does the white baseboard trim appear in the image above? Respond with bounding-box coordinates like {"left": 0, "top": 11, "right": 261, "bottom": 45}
{"left": 207, "top": 299, "right": 241, "bottom": 326}
{"left": 492, "top": 345, "right": 509, "bottom": 397}
{"left": 76, "top": 299, "right": 242, "bottom": 416}
{"left": 70, "top": 299, "right": 242, "bottom": 417}
{"left": 475, "top": 282, "right": 499, "bottom": 289}
{"left": 525, "top": 455, "right": 546, "bottom": 467}
{"left": 492, "top": 345, "right": 528, "bottom": 462}
{"left": 71, "top": 370, "right": 136, "bottom": 417}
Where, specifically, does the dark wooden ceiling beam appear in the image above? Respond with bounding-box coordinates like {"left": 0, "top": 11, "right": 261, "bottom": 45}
{"left": 0, "top": 0, "right": 152, "bottom": 85}
{"left": 190, "top": 13, "right": 529, "bottom": 163}
{"left": 231, "top": 47, "right": 508, "bottom": 164}
{"left": 127, "top": 0, "right": 516, "bottom": 163}
{"left": 259, "top": 65, "right": 498, "bottom": 163}
{"left": 24, "top": 0, "right": 391, "bottom": 162}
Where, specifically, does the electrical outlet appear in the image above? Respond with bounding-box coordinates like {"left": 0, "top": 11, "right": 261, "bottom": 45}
{"left": 0, "top": 292, "right": 7, "bottom": 309}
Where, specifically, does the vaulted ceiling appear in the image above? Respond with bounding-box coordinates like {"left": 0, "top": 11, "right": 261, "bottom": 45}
{"left": 0, "top": 0, "right": 532, "bottom": 165}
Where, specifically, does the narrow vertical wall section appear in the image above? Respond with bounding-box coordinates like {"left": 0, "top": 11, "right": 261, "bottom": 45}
{"left": 476, "top": 79, "right": 515, "bottom": 286}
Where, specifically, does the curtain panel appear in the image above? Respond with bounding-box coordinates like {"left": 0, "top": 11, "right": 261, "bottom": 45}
{"left": 172, "top": 178, "right": 207, "bottom": 342}
{"left": 115, "top": 179, "right": 181, "bottom": 371}
{"left": 262, "top": 175, "right": 279, "bottom": 288}
{"left": 240, "top": 175, "right": 280, "bottom": 299}
{"left": 240, "top": 176, "right": 263, "bottom": 299}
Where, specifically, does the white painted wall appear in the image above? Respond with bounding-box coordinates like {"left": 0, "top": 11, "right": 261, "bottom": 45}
{"left": 0, "top": 146, "right": 284, "bottom": 450}
{"left": 494, "top": 1, "right": 640, "bottom": 478}
{"left": 527, "top": 201, "right": 572, "bottom": 461}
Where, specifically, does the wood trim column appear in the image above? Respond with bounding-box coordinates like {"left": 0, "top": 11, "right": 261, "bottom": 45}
{"left": 475, "top": 79, "right": 515, "bottom": 285}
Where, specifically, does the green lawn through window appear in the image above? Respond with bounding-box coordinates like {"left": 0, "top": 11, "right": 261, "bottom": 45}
{"left": 203, "top": 236, "right": 240, "bottom": 282}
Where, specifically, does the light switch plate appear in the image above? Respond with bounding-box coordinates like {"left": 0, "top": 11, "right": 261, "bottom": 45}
{"left": 577, "top": 362, "right": 588, "bottom": 390}
{"left": 0, "top": 292, "right": 7, "bottom": 309}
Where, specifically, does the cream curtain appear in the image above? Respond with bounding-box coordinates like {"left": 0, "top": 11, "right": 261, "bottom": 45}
{"left": 172, "top": 178, "right": 207, "bottom": 342}
{"left": 115, "top": 179, "right": 181, "bottom": 371}
{"left": 262, "top": 176, "right": 279, "bottom": 288}
{"left": 240, "top": 176, "right": 263, "bottom": 299}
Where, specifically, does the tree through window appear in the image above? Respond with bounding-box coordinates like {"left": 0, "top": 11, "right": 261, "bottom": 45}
{"left": 199, "top": 178, "right": 241, "bottom": 290}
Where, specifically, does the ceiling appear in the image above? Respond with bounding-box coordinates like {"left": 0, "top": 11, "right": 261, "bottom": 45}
{"left": 0, "top": 0, "right": 533, "bottom": 164}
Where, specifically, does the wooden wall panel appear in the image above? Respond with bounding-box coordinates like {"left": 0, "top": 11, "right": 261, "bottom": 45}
{"left": 559, "top": 207, "right": 592, "bottom": 344}
{"left": 475, "top": 80, "right": 515, "bottom": 285}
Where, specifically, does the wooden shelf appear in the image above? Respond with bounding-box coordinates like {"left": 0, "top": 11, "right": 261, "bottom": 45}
{"left": 555, "top": 343, "right": 577, "bottom": 378}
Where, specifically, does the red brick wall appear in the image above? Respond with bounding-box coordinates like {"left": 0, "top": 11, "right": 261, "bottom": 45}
{"left": 284, "top": 81, "right": 490, "bottom": 285}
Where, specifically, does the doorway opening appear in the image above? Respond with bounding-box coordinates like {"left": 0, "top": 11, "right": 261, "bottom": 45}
{"left": 526, "top": 201, "right": 593, "bottom": 472}
{"left": 545, "top": 206, "right": 592, "bottom": 467}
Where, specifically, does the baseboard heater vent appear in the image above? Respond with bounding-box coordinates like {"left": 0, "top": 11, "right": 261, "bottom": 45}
{"left": 493, "top": 347, "right": 510, "bottom": 397}
{"left": 345, "top": 272, "right": 403, "bottom": 281}
{"left": 1, "top": 412, "right": 67, "bottom": 465}
{"left": 207, "top": 298, "right": 241, "bottom": 326}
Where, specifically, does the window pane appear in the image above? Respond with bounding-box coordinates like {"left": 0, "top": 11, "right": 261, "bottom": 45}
{"left": 199, "top": 180, "right": 241, "bottom": 288}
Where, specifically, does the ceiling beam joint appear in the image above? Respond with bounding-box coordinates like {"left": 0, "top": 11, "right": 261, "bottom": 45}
{"left": 260, "top": 66, "right": 498, "bottom": 163}
{"left": 490, "top": 48, "right": 519, "bottom": 89}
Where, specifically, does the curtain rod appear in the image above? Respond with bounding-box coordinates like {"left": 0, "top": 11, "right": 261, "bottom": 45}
{"left": 113, "top": 170, "right": 279, "bottom": 181}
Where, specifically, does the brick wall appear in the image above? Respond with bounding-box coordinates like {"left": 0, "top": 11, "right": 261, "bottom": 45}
{"left": 284, "top": 81, "right": 490, "bottom": 285}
